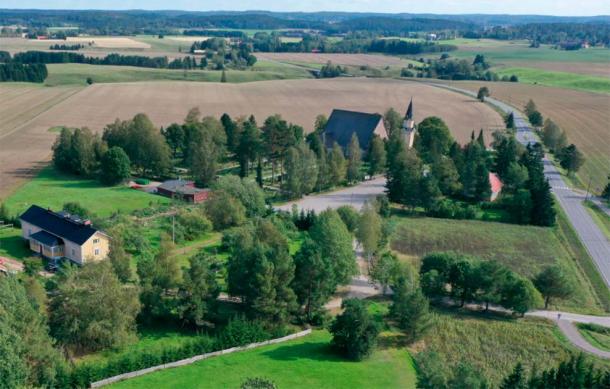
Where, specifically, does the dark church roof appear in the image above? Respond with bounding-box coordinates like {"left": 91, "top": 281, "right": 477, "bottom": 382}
{"left": 323, "top": 109, "right": 384, "bottom": 150}
{"left": 20, "top": 205, "right": 99, "bottom": 245}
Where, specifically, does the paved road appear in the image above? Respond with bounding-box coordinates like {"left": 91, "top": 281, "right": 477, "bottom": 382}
{"left": 557, "top": 320, "right": 610, "bottom": 359}
{"left": 436, "top": 84, "right": 610, "bottom": 289}
{"left": 275, "top": 176, "right": 386, "bottom": 213}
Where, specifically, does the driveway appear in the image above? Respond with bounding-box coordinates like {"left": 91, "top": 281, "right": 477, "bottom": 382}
{"left": 275, "top": 176, "right": 387, "bottom": 213}
{"left": 434, "top": 83, "right": 610, "bottom": 289}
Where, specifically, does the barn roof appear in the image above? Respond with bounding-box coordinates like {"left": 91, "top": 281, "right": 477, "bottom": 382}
{"left": 323, "top": 109, "right": 385, "bottom": 150}
{"left": 20, "top": 205, "right": 98, "bottom": 245}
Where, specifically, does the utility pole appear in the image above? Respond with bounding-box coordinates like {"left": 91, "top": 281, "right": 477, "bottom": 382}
{"left": 585, "top": 176, "right": 593, "bottom": 202}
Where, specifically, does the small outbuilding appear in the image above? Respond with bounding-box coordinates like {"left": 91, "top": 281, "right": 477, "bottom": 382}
{"left": 157, "top": 179, "right": 210, "bottom": 204}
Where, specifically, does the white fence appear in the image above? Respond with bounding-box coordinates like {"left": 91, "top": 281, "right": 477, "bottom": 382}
{"left": 90, "top": 329, "right": 312, "bottom": 388}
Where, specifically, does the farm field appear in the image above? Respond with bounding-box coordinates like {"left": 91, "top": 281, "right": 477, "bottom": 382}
{"left": 109, "top": 330, "right": 416, "bottom": 389}
{"left": 0, "top": 78, "right": 503, "bottom": 199}
{"left": 254, "top": 52, "right": 412, "bottom": 66}
{"left": 448, "top": 81, "right": 610, "bottom": 194}
{"left": 389, "top": 215, "right": 605, "bottom": 314}
{"left": 66, "top": 36, "right": 151, "bottom": 49}
{"left": 495, "top": 67, "right": 610, "bottom": 94}
{"left": 3, "top": 166, "right": 169, "bottom": 218}
{"left": 44, "top": 61, "right": 313, "bottom": 86}
{"left": 0, "top": 83, "right": 84, "bottom": 199}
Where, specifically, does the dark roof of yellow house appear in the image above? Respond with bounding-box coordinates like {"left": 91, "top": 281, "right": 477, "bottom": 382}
{"left": 20, "top": 205, "right": 98, "bottom": 245}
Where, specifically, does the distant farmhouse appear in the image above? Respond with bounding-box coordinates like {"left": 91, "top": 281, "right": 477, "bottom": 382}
{"left": 20, "top": 205, "right": 109, "bottom": 265}
{"left": 157, "top": 179, "right": 210, "bottom": 204}
{"left": 323, "top": 99, "right": 416, "bottom": 151}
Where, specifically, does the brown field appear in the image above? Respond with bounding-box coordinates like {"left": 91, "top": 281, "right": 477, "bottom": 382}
{"left": 254, "top": 52, "right": 410, "bottom": 67}
{"left": 0, "top": 78, "right": 503, "bottom": 199}
{"left": 451, "top": 81, "right": 610, "bottom": 193}
{"left": 66, "top": 36, "right": 151, "bottom": 49}
{"left": 0, "top": 84, "right": 84, "bottom": 199}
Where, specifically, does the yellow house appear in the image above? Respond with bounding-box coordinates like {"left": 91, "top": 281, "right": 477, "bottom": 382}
{"left": 20, "top": 205, "right": 110, "bottom": 265}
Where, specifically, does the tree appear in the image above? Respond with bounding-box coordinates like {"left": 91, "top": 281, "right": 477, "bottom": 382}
{"left": 534, "top": 265, "right": 574, "bottom": 309}
{"left": 107, "top": 229, "right": 132, "bottom": 283}
{"left": 330, "top": 299, "right": 379, "bottom": 361}
{"left": 449, "top": 362, "right": 488, "bottom": 389}
{"left": 391, "top": 286, "right": 433, "bottom": 342}
{"left": 415, "top": 116, "right": 454, "bottom": 163}
{"left": 603, "top": 175, "right": 610, "bottom": 201}
{"left": 328, "top": 142, "right": 347, "bottom": 186}
{"left": 220, "top": 69, "right": 227, "bottom": 82}
{"left": 309, "top": 209, "right": 357, "bottom": 286}
{"left": 213, "top": 175, "right": 266, "bottom": 217}
{"left": 558, "top": 144, "right": 585, "bottom": 176}
{"left": 541, "top": 119, "right": 567, "bottom": 152}
{"left": 503, "top": 162, "right": 529, "bottom": 193}
{"left": 226, "top": 220, "right": 297, "bottom": 323}
{"left": 336, "top": 205, "right": 360, "bottom": 233}
{"left": 416, "top": 351, "right": 450, "bottom": 389}
{"left": 292, "top": 238, "right": 336, "bottom": 322}
{"left": 100, "top": 146, "right": 131, "bottom": 185}
{"left": 346, "top": 133, "right": 362, "bottom": 183}
{"left": 430, "top": 157, "right": 461, "bottom": 196}
{"left": 0, "top": 276, "right": 64, "bottom": 388}
{"left": 237, "top": 119, "right": 261, "bottom": 177}
{"left": 477, "top": 86, "right": 490, "bottom": 102}
{"left": 506, "top": 189, "right": 533, "bottom": 224}
{"left": 50, "top": 261, "right": 140, "bottom": 352}
{"left": 205, "top": 190, "right": 247, "bottom": 230}
{"left": 178, "top": 253, "right": 220, "bottom": 327}
{"left": 500, "top": 274, "right": 542, "bottom": 315}
{"left": 505, "top": 112, "right": 515, "bottom": 130}
{"left": 383, "top": 107, "right": 403, "bottom": 137}
{"left": 314, "top": 114, "right": 328, "bottom": 133}
{"left": 187, "top": 116, "right": 227, "bottom": 187}
{"left": 370, "top": 251, "right": 400, "bottom": 295}
{"left": 529, "top": 110, "right": 544, "bottom": 127}
{"left": 501, "top": 363, "right": 527, "bottom": 389}
{"left": 386, "top": 147, "right": 423, "bottom": 209}
{"left": 367, "top": 135, "right": 387, "bottom": 176}
{"left": 356, "top": 203, "right": 383, "bottom": 262}
{"left": 161, "top": 123, "right": 185, "bottom": 157}
{"left": 282, "top": 142, "right": 318, "bottom": 199}
{"left": 524, "top": 99, "right": 538, "bottom": 118}
{"left": 262, "top": 114, "right": 301, "bottom": 184}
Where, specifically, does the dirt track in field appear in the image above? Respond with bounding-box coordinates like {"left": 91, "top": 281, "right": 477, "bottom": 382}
{"left": 452, "top": 81, "right": 610, "bottom": 192}
{"left": 254, "top": 52, "right": 411, "bottom": 66}
{"left": 0, "top": 78, "right": 503, "bottom": 199}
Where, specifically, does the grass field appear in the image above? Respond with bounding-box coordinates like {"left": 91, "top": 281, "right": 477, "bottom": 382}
{"left": 389, "top": 215, "right": 605, "bottom": 313}
{"left": 577, "top": 324, "right": 610, "bottom": 352}
{"left": 495, "top": 67, "right": 610, "bottom": 94}
{"left": 449, "top": 81, "right": 610, "bottom": 194}
{"left": 109, "top": 330, "right": 416, "bottom": 389}
{"left": 3, "top": 166, "right": 169, "bottom": 218}
{"left": 418, "top": 308, "right": 572, "bottom": 386}
{"left": 0, "top": 227, "right": 30, "bottom": 260}
{"left": 44, "top": 62, "right": 313, "bottom": 86}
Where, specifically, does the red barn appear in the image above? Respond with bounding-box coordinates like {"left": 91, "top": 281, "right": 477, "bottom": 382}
{"left": 157, "top": 179, "right": 210, "bottom": 204}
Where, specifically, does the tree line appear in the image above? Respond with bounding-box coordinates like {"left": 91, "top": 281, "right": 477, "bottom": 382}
{"left": 189, "top": 38, "right": 257, "bottom": 69}
{"left": 0, "top": 62, "right": 48, "bottom": 82}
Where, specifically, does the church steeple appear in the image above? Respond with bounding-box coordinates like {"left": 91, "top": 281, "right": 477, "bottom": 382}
{"left": 402, "top": 98, "right": 415, "bottom": 149}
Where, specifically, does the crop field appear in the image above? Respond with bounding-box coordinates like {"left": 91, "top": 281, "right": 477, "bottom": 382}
{"left": 0, "top": 78, "right": 502, "bottom": 199}
{"left": 450, "top": 81, "right": 610, "bottom": 193}
{"left": 65, "top": 36, "right": 151, "bottom": 49}
{"left": 389, "top": 215, "right": 604, "bottom": 314}
{"left": 109, "top": 330, "right": 416, "bottom": 389}
{"left": 44, "top": 62, "right": 313, "bottom": 86}
{"left": 0, "top": 83, "right": 84, "bottom": 199}
{"left": 254, "top": 52, "right": 412, "bottom": 66}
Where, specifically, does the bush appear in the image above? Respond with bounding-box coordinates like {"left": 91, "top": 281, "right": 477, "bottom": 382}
{"left": 217, "top": 316, "right": 271, "bottom": 349}
{"left": 401, "top": 68, "right": 415, "bottom": 77}
{"left": 241, "top": 377, "right": 278, "bottom": 389}
{"left": 330, "top": 299, "right": 379, "bottom": 361}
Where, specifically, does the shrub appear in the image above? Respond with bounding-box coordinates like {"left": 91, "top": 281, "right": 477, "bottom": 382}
{"left": 217, "top": 316, "right": 271, "bottom": 349}
{"left": 330, "top": 299, "right": 379, "bottom": 361}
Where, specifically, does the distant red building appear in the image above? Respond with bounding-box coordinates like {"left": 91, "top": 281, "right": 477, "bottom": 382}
{"left": 157, "top": 180, "right": 210, "bottom": 204}
{"left": 489, "top": 172, "right": 503, "bottom": 202}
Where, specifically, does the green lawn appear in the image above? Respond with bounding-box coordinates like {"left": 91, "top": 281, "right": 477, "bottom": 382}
{"left": 495, "top": 67, "right": 610, "bottom": 94}
{"left": 44, "top": 61, "right": 312, "bottom": 86}
{"left": 0, "top": 227, "right": 30, "bottom": 260}
{"left": 3, "top": 166, "right": 168, "bottom": 218}
{"left": 110, "top": 330, "right": 416, "bottom": 389}
{"left": 389, "top": 215, "right": 604, "bottom": 314}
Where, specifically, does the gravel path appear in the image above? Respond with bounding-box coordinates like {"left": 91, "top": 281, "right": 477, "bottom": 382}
{"left": 557, "top": 320, "right": 610, "bottom": 359}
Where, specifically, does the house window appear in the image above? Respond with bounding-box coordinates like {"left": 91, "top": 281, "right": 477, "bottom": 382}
{"left": 71, "top": 249, "right": 75, "bottom": 256}
{"left": 93, "top": 238, "right": 100, "bottom": 244}
{"left": 94, "top": 249, "right": 100, "bottom": 256}
{"left": 28, "top": 229, "right": 32, "bottom": 236}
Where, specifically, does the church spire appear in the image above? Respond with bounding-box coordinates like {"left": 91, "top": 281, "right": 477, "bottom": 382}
{"left": 405, "top": 98, "right": 413, "bottom": 121}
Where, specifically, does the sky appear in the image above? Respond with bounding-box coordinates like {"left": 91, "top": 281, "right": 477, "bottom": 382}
{"left": 2, "top": 0, "right": 609, "bottom": 16}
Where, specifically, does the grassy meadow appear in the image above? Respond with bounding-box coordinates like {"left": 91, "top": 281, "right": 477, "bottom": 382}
{"left": 496, "top": 67, "right": 610, "bottom": 94}
{"left": 389, "top": 215, "right": 606, "bottom": 314}
{"left": 3, "top": 166, "right": 169, "bottom": 218}
{"left": 577, "top": 324, "right": 610, "bottom": 352}
{"left": 109, "top": 330, "right": 416, "bottom": 389}
{"left": 585, "top": 201, "right": 610, "bottom": 242}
